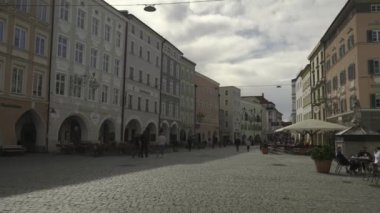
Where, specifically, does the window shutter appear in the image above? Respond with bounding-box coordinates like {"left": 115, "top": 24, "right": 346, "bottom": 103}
{"left": 367, "top": 30, "right": 372, "bottom": 42}
{"left": 368, "top": 60, "right": 374, "bottom": 74}
{"left": 370, "top": 94, "right": 376, "bottom": 109}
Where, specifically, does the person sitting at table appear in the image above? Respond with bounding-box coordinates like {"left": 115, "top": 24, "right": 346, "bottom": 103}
{"left": 355, "top": 147, "right": 373, "bottom": 173}
{"left": 357, "top": 146, "right": 373, "bottom": 161}
{"left": 336, "top": 147, "right": 351, "bottom": 173}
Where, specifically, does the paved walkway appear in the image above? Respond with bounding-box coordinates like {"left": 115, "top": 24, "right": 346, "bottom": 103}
{"left": 0, "top": 146, "right": 379, "bottom": 213}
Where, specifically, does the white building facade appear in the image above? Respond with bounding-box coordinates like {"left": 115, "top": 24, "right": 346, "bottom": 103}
{"left": 179, "top": 56, "right": 195, "bottom": 143}
{"left": 295, "top": 70, "right": 304, "bottom": 123}
{"left": 160, "top": 41, "right": 182, "bottom": 143}
{"left": 240, "top": 97, "right": 265, "bottom": 143}
{"left": 219, "top": 86, "right": 241, "bottom": 143}
{"left": 48, "top": 0, "right": 126, "bottom": 150}
{"left": 291, "top": 79, "right": 297, "bottom": 123}
{"left": 302, "top": 65, "right": 312, "bottom": 121}
{"left": 121, "top": 13, "right": 162, "bottom": 143}
{"left": 309, "top": 43, "right": 326, "bottom": 121}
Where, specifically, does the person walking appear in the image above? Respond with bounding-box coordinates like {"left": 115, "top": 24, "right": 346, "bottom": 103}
{"left": 212, "top": 137, "right": 218, "bottom": 149}
{"left": 140, "top": 133, "right": 149, "bottom": 158}
{"left": 246, "top": 137, "right": 251, "bottom": 152}
{"left": 187, "top": 136, "right": 192, "bottom": 152}
{"left": 132, "top": 135, "right": 141, "bottom": 158}
{"left": 157, "top": 131, "right": 166, "bottom": 157}
{"left": 235, "top": 137, "right": 241, "bottom": 152}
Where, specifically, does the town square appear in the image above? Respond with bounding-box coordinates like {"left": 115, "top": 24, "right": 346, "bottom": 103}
{"left": 1, "top": 0, "right": 380, "bottom": 212}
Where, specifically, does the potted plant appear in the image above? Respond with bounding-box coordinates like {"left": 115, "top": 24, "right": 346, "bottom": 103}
{"left": 310, "top": 145, "right": 335, "bottom": 173}
{"left": 260, "top": 142, "right": 269, "bottom": 154}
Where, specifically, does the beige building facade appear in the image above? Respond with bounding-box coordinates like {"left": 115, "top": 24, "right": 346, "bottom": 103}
{"left": 0, "top": 1, "right": 52, "bottom": 151}
{"left": 323, "top": 0, "right": 380, "bottom": 131}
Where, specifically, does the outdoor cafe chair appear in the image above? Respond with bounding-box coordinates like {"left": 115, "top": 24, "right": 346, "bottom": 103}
{"left": 365, "top": 163, "right": 380, "bottom": 184}
{"left": 335, "top": 158, "right": 350, "bottom": 175}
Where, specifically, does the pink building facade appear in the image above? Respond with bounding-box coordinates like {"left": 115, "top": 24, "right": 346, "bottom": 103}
{"left": 194, "top": 72, "right": 219, "bottom": 145}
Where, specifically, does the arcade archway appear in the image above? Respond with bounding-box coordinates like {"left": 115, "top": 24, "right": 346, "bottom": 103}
{"left": 58, "top": 115, "right": 87, "bottom": 144}
{"left": 144, "top": 122, "right": 157, "bottom": 143}
{"left": 170, "top": 123, "right": 178, "bottom": 143}
{"left": 99, "top": 119, "right": 115, "bottom": 143}
{"left": 124, "top": 119, "right": 142, "bottom": 142}
{"left": 15, "top": 110, "right": 45, "bottom": 152}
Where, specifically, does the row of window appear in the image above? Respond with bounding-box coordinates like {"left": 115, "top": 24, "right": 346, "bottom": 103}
{"left": 58, "top": 35, "right": 122, "bottom": 76}
{"left": 328, "top": 94, "right": 380, "bottom": 116}
{"left": 162, "top": 55, "right": 181, "bottom": 79}
{"left": 128, "top": 67, "right": 159, "bottom": 89}
{"left": 59, "top": 0, "right": 123, "bottom": 48}
{"left": 371, "top": 4, "right": 380, "bottom": 12}
{"left": 130, "top": 24, "right": 160, "bottom": 51}
{"left": 13, "top": 0, "right": 49, "bottom": 23}
{"left": 161, "top": 102, "right": 179, "bottom": 118}
{"left": 327, "top": 29, "right": 380, "bottom": 72}
{"left": 325, "top": 34, "right": 355, "bottom": 71}
{"left": 326, "top": 63, "right": 356, "bottom": 93}
{"left": 162, "top": 77, "right": 180, "bottom": 96}
{"left": 0, "top": 21, "right": 48, "bottom": 56}
{"left": 55, "top": 73, "right": 120, "bottom": 105}
{"left": 126, "top": 94, "right": 158, "bottom": 113}
{"left": 130, "top": 41, "right": 160, "bottom": 67}
{"left": 1, "top": 64, "right": 45, "bottom": 97}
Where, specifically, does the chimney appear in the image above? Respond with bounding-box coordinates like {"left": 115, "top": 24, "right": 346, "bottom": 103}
{"left": 262, "top": 93, "right": 264, "bottom": 97}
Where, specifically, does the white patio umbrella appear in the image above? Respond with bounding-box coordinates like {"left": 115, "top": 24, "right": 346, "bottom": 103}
{"left": 275, "top": 119, "right": 347, "bottom": 134}
{"left": 275, "top": 119, "right": 348, "bottom": 145}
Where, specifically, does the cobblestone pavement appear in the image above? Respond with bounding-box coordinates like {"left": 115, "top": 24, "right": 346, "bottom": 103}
{"left": 0, "top": 146, "right": 379, "bottom": 213}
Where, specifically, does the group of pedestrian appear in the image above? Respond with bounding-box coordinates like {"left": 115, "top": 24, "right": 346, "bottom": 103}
{"left": 131, "top": 131, "right": 264, "bottom": 158}
{"left": 234, "top": 136, "right": 255, "bottom": 152}
{"left": 132, "top": 131, "right": 150, "bottom": 158}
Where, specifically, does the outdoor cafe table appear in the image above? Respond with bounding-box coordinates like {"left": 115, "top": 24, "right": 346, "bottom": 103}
{"left": 349, "top": 156, "right": 373, "bottom": 174}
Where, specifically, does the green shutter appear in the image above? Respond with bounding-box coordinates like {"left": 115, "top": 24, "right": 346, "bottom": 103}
{"left": 370, "top": 94, "right": 376, "bottom": 109}
{"left": 368, "top": 60, "right": 374, "bottom": 74}
{"left": 367, "top": 30, "right": 372, "bottom": 42}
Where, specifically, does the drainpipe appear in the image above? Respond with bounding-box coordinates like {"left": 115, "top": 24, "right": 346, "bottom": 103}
{"left": 158, "top": 40, "right": 166, "bottom": 132}
{"left": 46, "top": 0, "right": 56, "bottom": 152}
{"left": 120, "top": 15, "right": 129, "bottom": 142}
{"left": 193, "top": 84, "right": 197, "bottom": 137}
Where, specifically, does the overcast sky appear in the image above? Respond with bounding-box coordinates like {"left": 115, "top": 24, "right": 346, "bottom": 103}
{"left": 105, "top": 0, "right": 347, "bottom": 121}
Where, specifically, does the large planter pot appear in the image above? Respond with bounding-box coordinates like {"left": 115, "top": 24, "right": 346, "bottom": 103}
{"left": 313, "top": 160, "right": 332, "bottom": 173}
{"left": 261, "top": 148, "right": 268, "bottom": 154}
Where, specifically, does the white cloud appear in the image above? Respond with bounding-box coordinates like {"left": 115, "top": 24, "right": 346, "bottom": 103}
{"left": 106, "top": 0, "right": 347, "bottom": 120}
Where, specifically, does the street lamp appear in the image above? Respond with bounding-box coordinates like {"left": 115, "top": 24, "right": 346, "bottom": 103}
{"left": 144, "top": 5, "right": 156, "bottom": 12}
